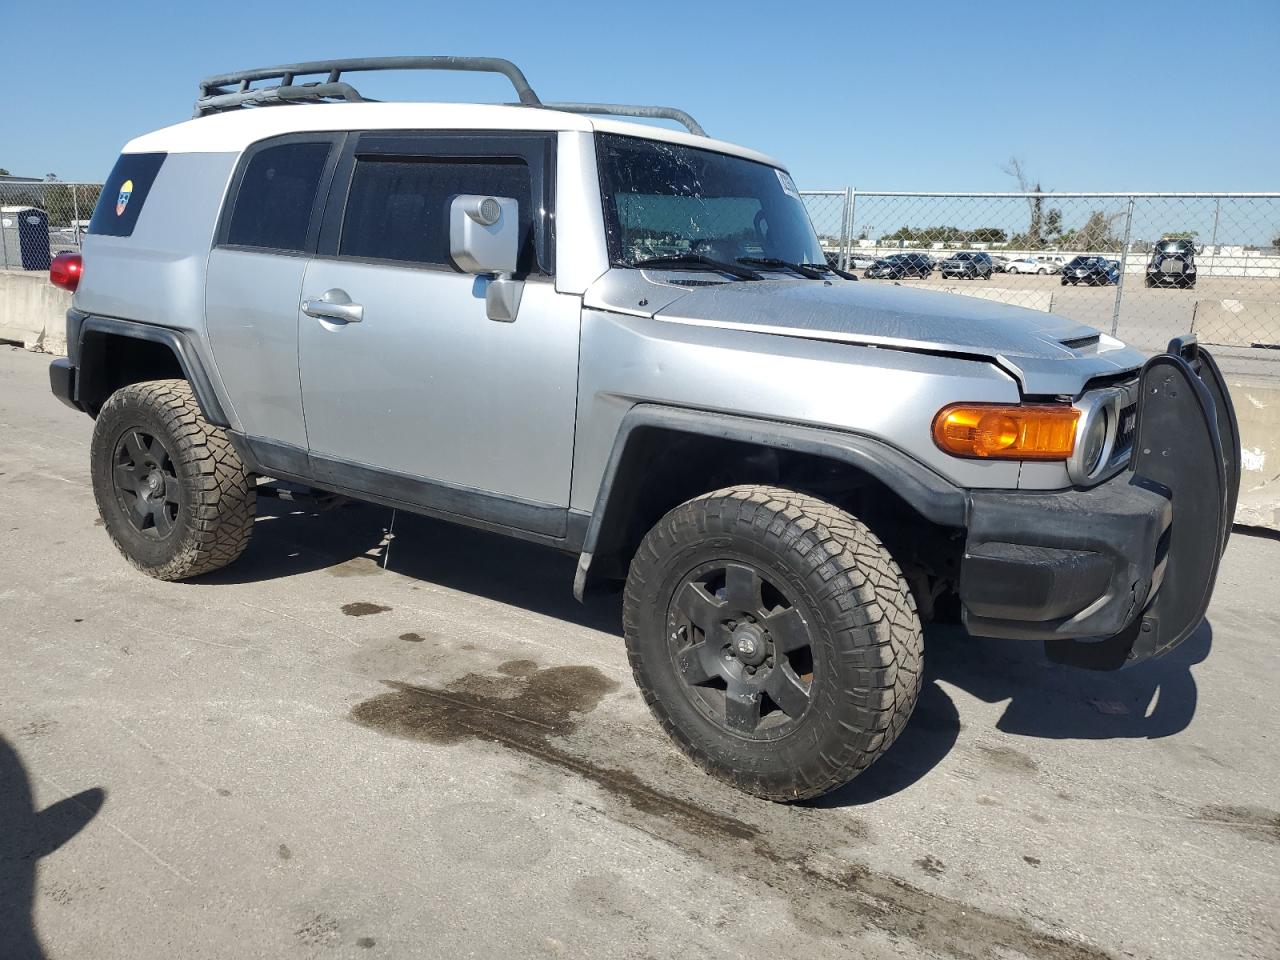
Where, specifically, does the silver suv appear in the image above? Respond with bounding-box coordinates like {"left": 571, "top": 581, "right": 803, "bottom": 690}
{"left": 48, "top": 58, "right": 1240, "bottom": 801}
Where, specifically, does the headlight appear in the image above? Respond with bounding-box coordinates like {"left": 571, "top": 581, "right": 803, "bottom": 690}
{"left": 1065, "top": 387, "right": 1133, "bottom": 485}
{"left": 1081, "top": 408, "right": 1109, "bottom": 474}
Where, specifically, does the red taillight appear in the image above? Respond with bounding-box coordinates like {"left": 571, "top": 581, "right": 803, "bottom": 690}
{"left": 50, "top": 252, "right": 82, "bottom": 292}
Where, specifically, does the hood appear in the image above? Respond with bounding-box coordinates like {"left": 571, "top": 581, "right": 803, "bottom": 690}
{"left": 584, "top": 270, "right": 1148, "bottom": 395}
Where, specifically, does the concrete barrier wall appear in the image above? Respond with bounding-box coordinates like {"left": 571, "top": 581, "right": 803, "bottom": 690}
{"left": 1228, "top": 378, "right": 1280, "bottom": 531}
{"left": 0, "top": 268, "right": 70, "bottom": 354}
{"left": 1192, "top": 299, "right": 1280, "bottom": 349}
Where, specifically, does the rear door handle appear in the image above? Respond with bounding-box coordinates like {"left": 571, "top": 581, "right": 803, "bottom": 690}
{"left": 303, "top": 289, "right": 363, "bottom": 324}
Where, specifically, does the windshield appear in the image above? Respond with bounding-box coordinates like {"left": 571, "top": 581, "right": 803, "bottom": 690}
{"left": 1157, "top": 240, "right": 1193, "bottom": 254}
{"left": 596, "top": 133, "right": 826, "bottom": 268}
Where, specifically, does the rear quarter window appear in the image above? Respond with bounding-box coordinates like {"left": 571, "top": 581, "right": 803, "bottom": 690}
{"left": 88, "top": 152, "right": 166, "bottom": 237}
{"left": 224, "top": 140, "right": 333, "bottom": 252}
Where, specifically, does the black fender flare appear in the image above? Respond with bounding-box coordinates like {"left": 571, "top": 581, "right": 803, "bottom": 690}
{"left": 573, "top": 404, "right": 967, "bottom": 600}
{"left": 73, "top": 312, "right": 232, "bottom": 427}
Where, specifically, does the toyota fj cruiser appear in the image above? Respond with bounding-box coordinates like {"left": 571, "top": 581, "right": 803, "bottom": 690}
{"left": 48, "top": 57, "right": 1240, "bottom": 801}
{"left": 1146, "top": 237, "right": 1197, "bottom": 288}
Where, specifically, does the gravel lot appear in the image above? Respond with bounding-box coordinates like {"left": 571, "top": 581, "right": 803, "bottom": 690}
{"left": 2, "top": 345, "right": 1278, "bottom": 960}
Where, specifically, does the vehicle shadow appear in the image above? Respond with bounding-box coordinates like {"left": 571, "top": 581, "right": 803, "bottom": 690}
{"left": 199, "top": 500, "right": 625, "bottom": 636}
{"left": 205, "top": 499, "right": 1212, "bottom": 807}
{"left": 0, "top": 736, "right": 105, "bottom": 960}
{"left": 814, "top": 619, "right": 1211, "bottom": 808}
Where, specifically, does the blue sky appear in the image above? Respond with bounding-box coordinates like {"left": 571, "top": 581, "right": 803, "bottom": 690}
{"left": 2, "top": 0, "right": 1276, "bottom": 191}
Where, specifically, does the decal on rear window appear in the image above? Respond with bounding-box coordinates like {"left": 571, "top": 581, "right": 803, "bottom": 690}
{"left": 88, "top": 153, "right": 166, "bottom": 237}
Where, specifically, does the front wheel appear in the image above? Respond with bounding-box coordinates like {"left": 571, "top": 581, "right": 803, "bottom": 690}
{"left": 91, "top": 379, "right": 256, "bottom": 580}
{"left": 623, "top": 485, "right": 924, "bottom": 801}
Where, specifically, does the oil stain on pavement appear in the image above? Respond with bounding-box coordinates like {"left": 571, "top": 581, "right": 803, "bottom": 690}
{"left": 350, "top": 662, "right": 1116, "bottom": 960}
{"left": 341, "top": 602, "right": 391, "bottom": 617}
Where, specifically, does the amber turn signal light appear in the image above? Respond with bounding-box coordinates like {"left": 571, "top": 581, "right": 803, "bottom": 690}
{"left": 932, "top": 403, "right": 1079, "bottom": 460}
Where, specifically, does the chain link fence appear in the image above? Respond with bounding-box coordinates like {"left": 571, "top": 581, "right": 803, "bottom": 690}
{"left": 803, "top": 190, "right": 1280, "bottom": 358}
{"left": 0, "top": 181, "right": 102, "bottom": 270}
{"left": 4, "top": 179, "right": 1276, "bottom": 360}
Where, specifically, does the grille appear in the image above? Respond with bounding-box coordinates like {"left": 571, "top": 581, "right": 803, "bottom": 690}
{"left": 1160, "top": 260, "right": 1184, "bottom": 274}
{"left": 1114, "top": 402, "right": 1138, "bottom": 454}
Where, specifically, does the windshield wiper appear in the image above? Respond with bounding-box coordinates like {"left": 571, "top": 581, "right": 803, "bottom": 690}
{"left": 736, "top": 257, "right": 826, "bottom": 279}
{"left": 627, "top": 255, "right": 762, "bottom": 280}
{"left": 802, "top": 261, "right": 859, "bottom": 281}
{"left": 738, "top": 257, "right": 860, "bottom": 281}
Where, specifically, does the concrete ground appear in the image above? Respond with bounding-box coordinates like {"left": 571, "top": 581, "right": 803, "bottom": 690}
{"left": 1, "top": 345, "right": 1277, "bottom": 960}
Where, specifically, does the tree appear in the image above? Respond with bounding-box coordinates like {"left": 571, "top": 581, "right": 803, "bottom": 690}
{"left": 1045, "top": 208, "right": 1063, "bottom": 239}
{"left": 1058, "top": 210, "right": 1124, "bottom": 252}
{"left": 1272, "top": 234, "right": 1280, "bottom": 249}
{"left": 879, "top": 225, "right": 1006, "bottom": 246}
{"left": 1003, "top": 156, "right": 1045, "bottom": 246}
{"left": 0, "top": 167, "right": 9, "bottom": 176}
{"left": 1162, "top": 230, "right": 1198, "bottom": 239}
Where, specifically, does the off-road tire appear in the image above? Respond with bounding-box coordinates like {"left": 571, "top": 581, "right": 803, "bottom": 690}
{"left": 623, "top": 485, "right": 924, "bottom": 801}
{"left": 91, "top": 379, "right": 255, "bottom": 580}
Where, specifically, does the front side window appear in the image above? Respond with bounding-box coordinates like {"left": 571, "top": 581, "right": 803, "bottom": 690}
{"left": 339, "top": 156, "right": 536, "bottom": 272}
{"left": 596, "top": 133, "right": 825, "bottom": 267}
{"left": 226, "top": 141, "right": 332, "bottom": 252}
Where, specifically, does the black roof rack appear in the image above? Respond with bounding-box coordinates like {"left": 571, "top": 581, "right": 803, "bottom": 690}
{"left": 192, "top": 57, "right": 709, "bottom": 136}
{"left": 542, "top": 103, "right": 707, "bottom": 137}
{"left": 194, "top": 56, "right": 542, "bottom": 116}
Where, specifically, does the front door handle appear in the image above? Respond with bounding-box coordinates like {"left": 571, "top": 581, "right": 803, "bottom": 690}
{"left": 303, "top": 289, "right": 363, "bottom": 324}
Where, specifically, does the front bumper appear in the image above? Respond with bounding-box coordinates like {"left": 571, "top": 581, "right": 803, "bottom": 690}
{"left": 959, "top": 337, "right": 1240, "bottom": 669}
{"left": 1147, "top": 267, "right": 1195, "bottom": 285}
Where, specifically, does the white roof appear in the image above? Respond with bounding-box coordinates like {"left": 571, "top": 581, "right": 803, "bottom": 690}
{"left": 122, "top": 102, "right": 786, "bottom": 170}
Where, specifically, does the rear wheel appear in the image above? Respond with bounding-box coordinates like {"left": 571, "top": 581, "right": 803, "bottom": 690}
{"left": 91, "top": 379, "right": 256, "bottom": 580}
{"left": 623, "top": 485, "right": 924, "bottom": 801}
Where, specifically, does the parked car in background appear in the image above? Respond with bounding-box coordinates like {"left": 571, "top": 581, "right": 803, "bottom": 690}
{"left": 1060, "top": 256, "right": 1121, "bottom": 286}
{"left": 939, "top": 251, "right": 994, "bottom": 280}
{"left": 864, "top": 253, "right": 933, "bottom": 279}
{"left": 1146, "top": 238, "right": 1197, "bottom": 288}
{"left": 1005, "top": 256, "right": 1058, "bottom": 275}
{"left": 989, "top": 255, "right": 1011, "bottom": 273}
{"left": 824, "top": 251, "right": 878, "bottom": 270}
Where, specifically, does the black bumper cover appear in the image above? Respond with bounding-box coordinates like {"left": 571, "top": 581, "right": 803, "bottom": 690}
{"left": 49, "top": 357, "right": 81, "bottom": 411}
{"left": 960, "top": 337, "right": 1240, "bottom": 669}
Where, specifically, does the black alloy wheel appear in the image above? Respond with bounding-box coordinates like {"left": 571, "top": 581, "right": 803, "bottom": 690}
{"left": 668, "top": 560, "right": 815, "bottom": 737}
{"left": 111, "top": 428, "right": 181, "bottom": 539}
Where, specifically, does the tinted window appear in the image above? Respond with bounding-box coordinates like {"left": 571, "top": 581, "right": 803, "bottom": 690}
{"left": 339, "top": 156, "right": 536, "bottom": 272}
{"left": 88, "top": 152, "right": 166, "bottom": 238}
{"left": 226, "top": 141, "right": 331, "bottom": 252}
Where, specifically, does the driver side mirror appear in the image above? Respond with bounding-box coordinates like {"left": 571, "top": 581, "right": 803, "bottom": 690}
{"left": 449, "top": 195, "right": 523, "bottom": 322}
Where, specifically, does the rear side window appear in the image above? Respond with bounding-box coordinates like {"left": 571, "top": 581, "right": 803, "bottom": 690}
{"left": 225, "top": 141, "right": 331, "bottom": 252}
{"left": 338, "top": 156, "right": 536, "bottom": 272}
{"left": 88, "top": 152, "right": 166, "bottom": 237}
